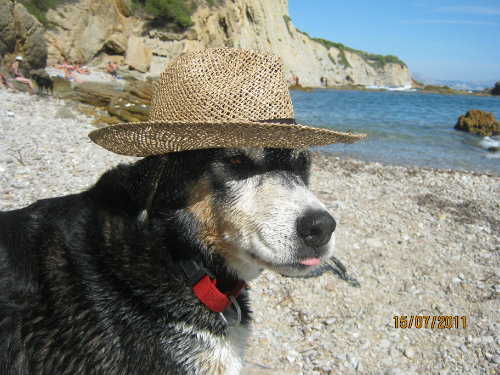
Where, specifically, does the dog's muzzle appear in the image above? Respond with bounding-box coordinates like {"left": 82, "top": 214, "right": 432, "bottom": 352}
{"left": 296, "top": 209, "right": 336, "bottom": 248}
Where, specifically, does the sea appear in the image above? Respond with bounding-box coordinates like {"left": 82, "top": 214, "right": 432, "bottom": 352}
{"left": 290, "top": 89, "right": 500, "bottom": 176}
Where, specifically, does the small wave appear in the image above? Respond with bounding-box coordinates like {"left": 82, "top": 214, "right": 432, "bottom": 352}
{"left": 486, "top": 152, "right": 500, "bottom": 159}
{"left": 366, "top": 84, "right": 415, "bottom": 92}
{"left": 479, "top": 136, "right": 500, "bottom": 149}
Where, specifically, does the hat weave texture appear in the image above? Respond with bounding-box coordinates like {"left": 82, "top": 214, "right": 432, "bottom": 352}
{"left": 89, "top": 48, "right": 365, "bottom": 156}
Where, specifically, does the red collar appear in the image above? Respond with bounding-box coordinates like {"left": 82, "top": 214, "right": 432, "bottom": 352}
{"left": 193, "top": 275, "right": 245, "bottom": 313}
{"left": 179, "top": 260, "right": 246, "bottom": 313}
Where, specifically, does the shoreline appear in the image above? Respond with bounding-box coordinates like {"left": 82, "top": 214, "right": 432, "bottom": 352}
{"left": 290, "top": 83, "right": 498, "bottom": 97}
{"left": 316, "top": 150, "right": 500, "bottom": 178}
{"left": 1, "top": 89, "right": 499, "bottom": 375}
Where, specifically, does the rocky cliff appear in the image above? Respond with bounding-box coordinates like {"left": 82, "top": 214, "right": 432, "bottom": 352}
{"left": 42, "top": 0, "right": 411, "bottom": 87}
{"left": 0, "top": 0, "right": 47, "bottom": 73}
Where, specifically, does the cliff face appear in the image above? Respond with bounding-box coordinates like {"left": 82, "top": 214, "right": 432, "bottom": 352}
{"left": 0, "top": 0, "right": 47, "bottom": 72}
{"left": 44, "top": 0, "right": 412, "bottom": 87}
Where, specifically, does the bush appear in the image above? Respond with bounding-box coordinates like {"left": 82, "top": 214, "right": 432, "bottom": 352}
{"left": 133, "top": 0, "right": 197, "bottom": 29}
{"left": 311, "top": 37, "right": 406, "bottom": 69}
{"left": 18, "top": 0, "right": 64, "bottom": 25}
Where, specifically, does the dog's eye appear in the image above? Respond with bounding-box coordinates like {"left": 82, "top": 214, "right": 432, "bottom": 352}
{"left": 298, "top": 154, "right": 308, "bottom": 167}
{"left": 229, "top": 157, "right": 243, "bottom": 165}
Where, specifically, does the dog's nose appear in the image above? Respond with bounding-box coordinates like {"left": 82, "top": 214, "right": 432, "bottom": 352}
{"left": 296, "top": 210, "right": 336, "bottom": 248}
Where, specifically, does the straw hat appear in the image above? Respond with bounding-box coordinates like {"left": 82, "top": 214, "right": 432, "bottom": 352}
{"left": 89, "top": 48, "right": 365, "bottom": 156}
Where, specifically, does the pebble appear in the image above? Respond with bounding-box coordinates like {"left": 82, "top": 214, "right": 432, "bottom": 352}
{"left": 286, "top": 350, "right": 299, "bottom": 363}
{"left": 404, "top": 347, "right": 415, "bottom": 359}
{"left": 2, "top": 89, "right": 500, "bottom": 375}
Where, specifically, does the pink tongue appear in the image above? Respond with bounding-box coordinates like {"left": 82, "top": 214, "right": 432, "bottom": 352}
{"left": 299, "top": 258, "right": 321, "bottom": 266}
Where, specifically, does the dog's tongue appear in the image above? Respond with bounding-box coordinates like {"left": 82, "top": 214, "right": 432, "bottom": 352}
{"left": 299, "top": 258, "right": 321, "bottom": 266}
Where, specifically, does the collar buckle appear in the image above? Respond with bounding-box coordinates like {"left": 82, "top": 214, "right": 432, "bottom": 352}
{"left": 178, "top": 259, "right": 214, "bottom": 287}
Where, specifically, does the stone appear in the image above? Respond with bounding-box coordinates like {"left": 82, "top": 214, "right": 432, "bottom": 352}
{"left": 286, "top": 350, "right": 299, "bottom": 363}
{"left": 103, "top": 33, "right": 128, "bottom": 55}
{"left": 39, "top": 0, "right": 412, "bottom": 87}
{"left": 455, "top": 110, "right": 500, "bottom": 136}
{"left": 55, "top": 107, "right": 76, "bottom": 119}
{"left": 125, "top": 36, "right": 152, "bottom": 73}
{"left": 107, "top": 93, "right": 149, "bottom": 123}
{"left": 404, "top": 347, "right": 415, "bottom": 359}
{"left": 367, "top": 238, "right": 383, "bottom": 248}
{"left": 0, "top": 0, "right": 16, "bottom": 56}
{"left": 51, "top": 76, "right": 72, "bottom": 93}
{"left": 65, "top": 82, "right": 121, "bottom": 107}
{"left": 44, "top": 0, "right": 129, "bottom": 64}
{"left": 385, "top": 368, "right": 405, "bottom": 375}
{"left": 491, "top": 82, "right": 500, "bottom": 96}
{"left": 125, "top": 80, "right": 153, "bottom": 101}
{"left": 0, "top": 0, "right": 47, "bottom": 72}
{"left": 12, "top": 3, "right": 47, "bottom": 70}
{"left": 114, "top": 0, "right": 131, "bottom": 17}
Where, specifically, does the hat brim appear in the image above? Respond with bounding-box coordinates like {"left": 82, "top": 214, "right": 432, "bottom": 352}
{"left": 89, "top": 121, "right": 366, "bottom": 157}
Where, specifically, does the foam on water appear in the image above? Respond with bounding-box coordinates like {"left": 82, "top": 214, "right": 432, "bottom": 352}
{"left": 479, "top": 136, "right": 500, "bottom": 149}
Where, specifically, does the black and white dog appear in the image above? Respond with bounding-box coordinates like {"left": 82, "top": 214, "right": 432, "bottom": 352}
{"left": 0, "top": 147, "right": 336, "bottom": 375}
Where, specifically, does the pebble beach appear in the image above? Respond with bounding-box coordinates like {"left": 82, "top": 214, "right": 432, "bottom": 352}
{"left": 1, "top": 89, "right": 499, "bottom": 375}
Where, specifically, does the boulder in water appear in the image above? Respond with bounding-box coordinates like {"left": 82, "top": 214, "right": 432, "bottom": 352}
{"left": 455, "top": 110, "right": 500, "bottom": 136}
{"left": 491, "top": 82, "right": 500, "bottom": 96}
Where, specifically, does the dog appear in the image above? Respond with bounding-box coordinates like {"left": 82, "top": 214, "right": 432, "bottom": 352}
{"left": 30, "top": 73, "right": 53, "bottom": 95}
{"left": 0, "top": 147, "right": 337, "bottom": 375}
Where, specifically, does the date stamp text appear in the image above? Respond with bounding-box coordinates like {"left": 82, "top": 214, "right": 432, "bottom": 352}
{"left": 393, "top": 315, "right": 466, "bottom": 329}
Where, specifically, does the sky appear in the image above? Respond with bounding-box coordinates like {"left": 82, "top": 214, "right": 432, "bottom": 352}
{"left": 288, "top": 0, "right": 500, "bottom": 82}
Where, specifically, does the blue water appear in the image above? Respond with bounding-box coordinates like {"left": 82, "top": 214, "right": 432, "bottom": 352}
{"left": 290, "top": 89, "right": 500, "bottom": 175}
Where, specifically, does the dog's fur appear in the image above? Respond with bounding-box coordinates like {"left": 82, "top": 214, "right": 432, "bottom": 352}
{"left": 0, "top": 148, "right": 336, "bottom": 375}
{"left": 30, "top": 74, "right": 53, "bottom": 95}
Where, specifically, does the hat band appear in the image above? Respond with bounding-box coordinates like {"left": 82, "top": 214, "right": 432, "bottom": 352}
{"left": 254, "top": 118, "right": 297, "bottom": 125}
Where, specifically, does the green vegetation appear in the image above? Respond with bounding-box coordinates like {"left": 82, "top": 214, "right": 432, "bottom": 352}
{"left": 280, "top": 14, "right": 406, "bottom": 70}
{"left": 312, "top": 37, "right": 407, "bottom": 69}
{"left": 132, "top": 0, "right": 197, "bottom": 29}
{"left": 282, "top": 15, "right": 293, "bottom": 37}
{"left": 18, "top": 0, "right": 65, "bottom": 25}
{"left": 296, "top": 28, "right": 309, "bottom": 38}
{"left": 327, "top": 53, "right": 336, "bottom": 65}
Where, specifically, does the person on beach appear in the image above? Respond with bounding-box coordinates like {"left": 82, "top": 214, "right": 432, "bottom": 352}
{"left": 0, "top": 60, "right": 13, "bottom": 89}
{"left": 11, "top": 56, "right": 36, "bottom": 93}
{"left": 106, "top": 61, "right": 119, "bottom": 78}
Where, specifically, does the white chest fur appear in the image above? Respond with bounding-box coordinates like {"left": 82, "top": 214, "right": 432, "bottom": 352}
{"left": 168, "top": 321, "right": 250, "bottom": 375}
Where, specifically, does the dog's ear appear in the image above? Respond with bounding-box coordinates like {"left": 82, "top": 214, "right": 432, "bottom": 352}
{"left": 123, "top": 156, "right": 168, "bottom": 230}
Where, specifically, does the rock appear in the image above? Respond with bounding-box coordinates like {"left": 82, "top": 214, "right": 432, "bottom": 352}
{"left": 455, "top": 110, "right": 500, "bottom": 136}
{"left": 66, "top": 82, "right": 121, "bottom": 107}
{"left": 55, "top": 107, "right": 76, "bottom": 119}
{"left": 286, "top": 350, "right": 299, "bottom": 363}
{"left": 488, "top": 147, "right": 500, "bottom": 153}
{"left": 125, "top": 80, "right": 153, "bottom": 101}
{"left": 125, "top": 36, "right": 152, "bottom": 73}
{"left": 367, "top": 238, "right": 384, "bottom": 248}
{"left": 44, "top": 0, "right": 131, "bottom": 64}
{"left": 40, "top": 0, "right": 412, "bottom": 87}
{"left": 103, "top": 33, "right": 128, "bottom": 55}
{"left": 288, "top": 84, "right": 314, "bottom": 92}
{"left": 107, "top": 93, "right": 149, "bottom": 123}
{"left": 0, "top": 0, "right": 47, "bottom": 72}
{"left": 385, "top": 368, "right": 406, "bottom": 375}
{"left": 114, "top": 0, "right": 131, "bottom": 17}
{"left": 0, "top": 0, "right": 16, "bottom": 57}
{"left": 404, "top": 347, "right": 415, "bottom": 359}
{"left": 491, "top": 82, "right": 500, "bottom": 96}
{"left": 51, "top": 76, "right": 72, "bottom": 93}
